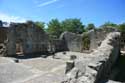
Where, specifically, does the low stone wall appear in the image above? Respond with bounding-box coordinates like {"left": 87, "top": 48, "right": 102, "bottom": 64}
{"left": 63, "top": 32, "right": 121, "bottom": 83}
{"left": 93, "top": 32, "right": 120, "bottom": 82}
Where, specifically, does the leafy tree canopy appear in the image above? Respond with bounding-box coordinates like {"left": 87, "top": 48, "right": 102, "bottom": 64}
{"left": 118, "top": 23, "right": 125, "bottom": 33}
{"left": 35, "top": 21, "right": 45, "bottom": 30}
{"left": 61, "top": 18, "right": 85, "bottom": 33}
{"left": 86, "top": 23, "right": 95, "bottom": 31}
{"left": 47, "top": 19, "right": 62, "bottom": 38}
{"left": 101, "top": 21, "right": 118, "bottom": 27}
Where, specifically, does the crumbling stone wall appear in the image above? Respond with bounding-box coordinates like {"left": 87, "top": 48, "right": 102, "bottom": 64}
{"left": 63, "top": 32, "right": 121, "bottom": 83}
{"left": 120, "top": 33, "right": 125, "bottom": 51}
{"left": 0, "top": 43, "right": 7, "bottom": 57}
{"left": 50, "top": 39, "right": 67, "bottom": 52}
{"left": 6, "top": 23, "right": 49, "bottom": 56}
{"left": 60, "top": 31, "right": 83, "bottom": 52}
{"left": 89, "top": 27, "right": 118, "bottom": 50}
{"left": 58, "top": 27, "right": 118, "bottom": 53}
{"left": 0, "top": 27, "right": 8, "bottom": 43}
{"left": 0, "top": 27, "right": 8, "bottom": 57}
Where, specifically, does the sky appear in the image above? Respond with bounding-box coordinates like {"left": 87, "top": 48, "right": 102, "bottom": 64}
{"left": 0, "top": 0, "right": 125, "bottom": 27}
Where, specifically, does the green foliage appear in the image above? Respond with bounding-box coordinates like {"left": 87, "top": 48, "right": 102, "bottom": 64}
{"left": 46, "top": 18, "right": 85, "bottom": 38}
{"left": 118, "top": 23, "right": 125, "bottom": 33}
{"left": 25, "top": 20, "right": 45, "bottom": 30}
{"left": 86, "top": 23, "right": 95, "bottom": 31}
{"left": 16, "top": 19, "right": 125, "bottom": 40}
{"left": 61, "top": 18, "right": 85, "bottom": 33}
{"left": 101, "top": 21, "right": 117, "bottom": 27}
{"left": 47, "top": 19, "right": 62, "bottom": 38}
{"left": 101, "top": 22, "right": 125, "bottom": 33}
{"left": 35, "top": 21, "right": 45, "bottom": 30}
{"left": 82, "top": 33, "right": 90, "bottom": 50}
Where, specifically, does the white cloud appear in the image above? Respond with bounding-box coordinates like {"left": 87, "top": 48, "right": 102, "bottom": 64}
{"left": 37, "top": 0, "right": 60, "bottom": 7}
{"left": 0, "top": 12, "right": 26, "bottom": 23}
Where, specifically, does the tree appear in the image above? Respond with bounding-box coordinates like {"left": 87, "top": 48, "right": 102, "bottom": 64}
{"left": 118, "top": 23, "right": 125, "bottom": 33}
{"left": 47, "top": 19, "right": 62, "bottom": 38}
{"left": 86, "top": 23, "right": 95, "bottom": 31}
{"left": 61, "top": 18, "right": 85, "bottom": 33}
{"left": 35, "top": 21, "right": 45, "bottom": 30}
{"left": 101, "top": 21, "right": 117, "bottom": 27}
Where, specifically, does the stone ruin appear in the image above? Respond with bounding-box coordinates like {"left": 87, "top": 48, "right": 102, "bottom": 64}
{"left": 0, "top": 27, "right": 7, "bottom": 57}
{"left": 0, "top": 21, "right": 124, "bottom": 83}
{"left": 0, "top": 22, "right": 121, "bottom": 57}
{"left": 0, "top": 22, "right": 49, "bottom": 57}
{"left": 63, "top": 32, "right": 121, "bottom": 83}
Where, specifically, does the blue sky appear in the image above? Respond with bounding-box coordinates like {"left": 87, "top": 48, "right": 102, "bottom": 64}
{"left": 0, "top": 0, "right": 125, "bottom": 26}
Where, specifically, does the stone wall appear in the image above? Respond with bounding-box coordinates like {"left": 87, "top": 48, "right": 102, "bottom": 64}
{"left": 120, "top": 33, "right": 125, "bottom": 51}
{"left": 0, "top": 43, "right": 7, "bottom": 57}
{"left": 58, "top": 27, "right": 118, "bottom": 53}
{"left": 0, "top": 27, "right": 8, "bottom": 57}
{"left": 6, "top": 23, "right": 49, "bottom": 56}
{"left": 60, "top": 31, "right": 83, "bottom": 52}
{"left": 50, "top": 39, "right": 67, "bottom": 52}
{"left": 89, "top": 27, "right": 118, "bottom": 50}
{"left": 63, "top": 32, "right": 121, "bottom": 83}
{"left": 0, "top": 27, "right": 8, "bottom": 43}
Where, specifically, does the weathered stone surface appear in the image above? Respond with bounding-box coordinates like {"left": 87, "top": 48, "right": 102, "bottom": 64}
{"left": 0, "top": 57, "right": 14, "bottom": 64}
{"left": 60, "top": 31, "right": 83, "bottom": 52}
{"left": 20, "top": 58, "right": 66, "bottom": 75}
{"left": 65, "top": 60, "right": 74, "bottom": 73}
{"left": 54, "top": 51, "right": 89, "bottom": 61}
{"left": 22, "top": 72, "right": 66, "bottom": 83}
{"left": 6, "top": 23, "right": 49, "bottom": 56}
{"left": 0, "top": 63, "right": 35, "bottom": 83}
{"left": 59, "top": 27, "right": 118, "bottom": 52}
{"left": 62, "top": 32, "right": 121, "bottom": 83}
{"left": 0, "top": 27, "right": 8, "bottom": 43}
{"left": 0, "top": 43, "right": 6, "bottom": 57}
{"left": 0, "top": 57, "right": 68, "bottom": 83}
{"left": 50, "top": 39, "right": 67, "bottom": 52}
{"left": 0, "top": 24, "right": 123, "bottom": 83}
{"left": 88, "top": 27, "right": 118, "bottom": 50}
{"left": 120, "top": 33, "right": 125, "bottom": 51}
{"left": 19, "top": 58, "right": 67, "bottom": 83}
{"left": 0, "top": 27, "right": 8, "bottom": 57}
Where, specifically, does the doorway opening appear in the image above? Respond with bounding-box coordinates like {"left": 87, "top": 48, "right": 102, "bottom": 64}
{"left": 16, "top": 40, "right": 23, "bottom": 55}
